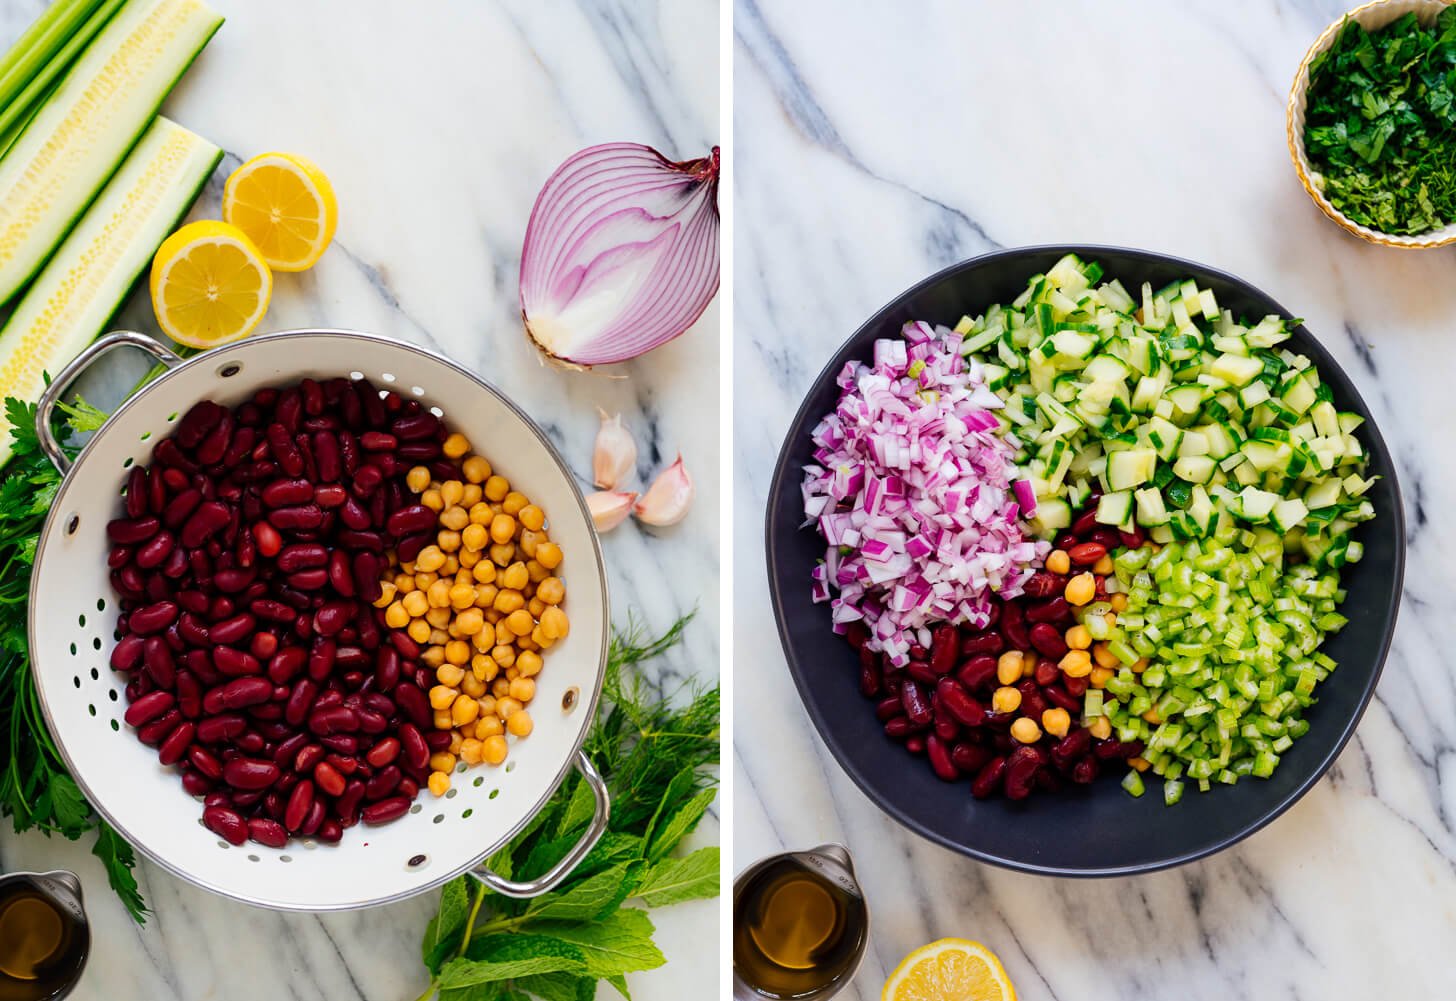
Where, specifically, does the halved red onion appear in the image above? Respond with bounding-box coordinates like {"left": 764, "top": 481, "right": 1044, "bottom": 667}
{"left": 802, "top": 322, "right": 1049, "bottom": 665}
{"left": 520, "top": 142, "right": 720, "bottom": 367}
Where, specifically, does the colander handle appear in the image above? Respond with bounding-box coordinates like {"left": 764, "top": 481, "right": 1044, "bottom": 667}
{"left": 35, "top": 331, "right": 184, "bottom": 476}
{"left": 470, "top": 750, "right": 610, "bottom": 898}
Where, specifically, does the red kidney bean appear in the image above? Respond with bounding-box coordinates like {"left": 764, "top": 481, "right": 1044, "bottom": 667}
{"left": 392, "top": 684, "right": 429, "bottom": 731}
{"left": 315, "top": 820, "right": 342, "bottom": 844}
{"left": 857, "top": 648, "right": 881, "bottom": 698}
{"left": 176, "top": 613, "right": 209, "bottom": 647}
{"left": 180, "top": 502, "right": 230, "bottom": 548}
{"left": 223, "top": 758, "right": 279, "bottom": 790}
{"left": 158, "top": 721, "right": 195, "bottom": 766}
{"left": 327, "top": 752, "right": 358, "bottom": 776}
{"left": 265, "top": 423, "right": 304, "bottom": 476}
{"left": 1118, "top": 528, "right": 1144, "bottom": 548}
{"left": 123, "top": 691, "right": 175, "bottom": 727}
{"left": 298, "top": 799, "right": 325, "bottom": 836}
{"left": 313, "top": 759, "right": 346, "bottom": 797}
{"left": 361, "top": 796, "right": 411, "bottom": 825}
{"left": 107, "top": 515, "right": 160, "bottom": 544}
{"left": 271, "top": 733, "right": 308, "bottom": 770}
{"left": 1021, "top": 572, "right": 1064, "bottom": 599}
{"left": 423, "top": 730, "right": 452, "bottom": 752}
{"left": 262, "top": 646, "right": 304, "bottom": 685}
{"left": 197, "top": 714, "right": 246, "bottom": 743}
{"left": 1071, "top": 510, "right": 1100, "bottom": 538}
{"left": 251, "top": 599, "right": 297, "bottom": 623}
{"left": 1092, "top": 738, "right": 1125, "bottom": 761}
{"left": 138, "top": 709, "right": 182, "bottom": 745}
{"left": 251, "top": 521, "right": 283, "bottom": 558}
{"left": 203, "top": 677, "right": 273, "bottom": 714}
{"left": 212, "top": 646, "right": 260, "bottom": 677}
{"left": 128, "top": 601, "right": 178, "bottom": 636}
{"left": 143, "top": 637, "right": 176, "bottom": 688}
{"left": 364, "top": 765, "right": 401, "bottom": 800}
{"left": 359, "top": 431, "right": 396, "bottom": 452}
{"left": 308, "top": 705, "right": 359, "bottom": 735}
{"left": 398, "top": 723, "right": 429, "bottom": 770}
{"left": 291, "top": 744, "right": 322, "bottom": 776}
{"left": 385, "top": 505, "right": 436, "bottom": 537}
{"left": 324, "top": 550, "right": 354, "bottom": 597}
{"left": 108, "top": 544, "right": 134, "bottom": 569}
{"left": 883, "top": 717, "right": 917, "bottom": 740}
{"left": 929, "top": 624, "right": 959, "bottom": 675}
{"left": 905, "top": 660, "right": 938, "bottom": 687}
{"left": 284, "top": 779, "right": 314, "bottom": 832}
{"left": 1016, "top": 680, "right": 1048, "bottom": 720}
{"left": 203, "top": 805, "right": 247, "bottom": 845}
{"left": 249, "top": 632, "right": 278, "bottom": 661}
{"left": 365, "top": 737, "right": 400, "bottom": 768}
{"left": 971, "top": 755, "right": 1008, "bottom": 798}
{"left": 951, "top": 742, "right": 993, "bottom": 774}
{"left": 925, "top": 734, "right": 959, "bottom": 781}
{"left": 874, "top": 696, "right": 903, "bottom": 722}
{"left": 1068, "top": 542, "right": 1107, "bottom": 566}
{"left": 284, "top": 678, "right": 319, "bottom": 727}
{"left": 937, "top": 678, "right": 986, "bottom": 727}
{"left": 1049, "top": 727, "right": 1091, "bottom": 769}
{"left": 1087, "top": 528, "right": 1121, "bottom": 552}
{"left": 246, "top": 817, "right": 288, "bottom": 848}
{"left": 161, "top": 547, "right": 189, "bottom": 579}
{"left": 262, "top": 479, "right": 315, "bottom": 508}
{"left": 176, "top": 400, "right": 223, "bottom": 449}
{"left": 110, "top": 634, "right": 145, "bottom": 672}
{"left": 1029, "top": 623, "right": 1069, "bottom": 659}
{"left": 959, "top": 632, "right": 1004, "bottom": 657}
{"left": 209, "top": 613, "right": 255, "bottom": 647}
{"left": 1070, "top": 757, "right": 1099, "bottom": 785}
{"left": 195, "top": 411, "right": 233, "bottom": 466}
{"left": 1064, "top": 674, "right": 1089, "bottom": 698}
{"left": 955, "top": 655, "right": 998, "bottom": 694}
{"left": 134, "top": 530, "right": 175, "bottom": 570}
{"left": 124, "top": 467, "right": 149, "bottom": 518}
{"left": 1004, "top": 745, "right": 1045, "bottom": 801}
{"left": 188, "top": 745, "right": 223, "bottom": 780}
{"left": 1033, "top": 657, "right": 1061, "bottom": 688}
{"left": 268, "top": 504, "right": 324, "bottom": 531}
{"left": 276, "top": 543, "right": 327, "bottom": 572}
{"left": 1025, "top": 597, "right": 1070, "bottom": 625}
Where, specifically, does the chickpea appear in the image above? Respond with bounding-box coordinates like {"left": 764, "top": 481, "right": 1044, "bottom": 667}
{"left": 472, "top": 560, "right": 497, "bottom": 585}
{"left": 996, "top": 651, "right": 1024, "bottom": 687}
{"left": 518, "top": 505, "right": 545, "bottom": 532}
{"left": 537, "top": 577, "right": 565, "bottom": 605}
{"left": 526, "top": 560, "right": 550, "bottom": 585}
{"left": 1090, "top": 667, "right": 1114, "bottom": 689}
{"left": 491, "top": 677, "right": 511, "bottom": 698}
{"left": 518, "top": 530, "right": 541, "bottom": 559}
{"left": 991, "top": 686, "right": 1022, "bottom": 713}
{"left": 1093, "top": 554, "right": 1115, "bottom": 575}
{"left": 455, "top": 608, "right": 485, "bottom": 636}
{"left": 504, "top": 609, "right": 533, "bottom": 637}
{"left": 461, "top": 483, "right": 483, "bottom": 507}
{"left": 516, "top": 634, "right": 539, "bottom": 653}
{"left": 437, "top": 529, "right": 462, "bottom": 553}
{"left": 528, "top": 597, "right": 547, "bottom": 619}
{"left": 407, "top": 619, "right": 432, "bottom": 644}
{"left": 415, "top": 546, "right": 446, "bottom": 573}
{"left": 429, "top": 751, "right": 457, "bottom": 773}
{"left": 502, "top": 492, "right": 528, "bottom": 516}
{"left": 440, "top": 481, "right": 465, "bottom": 509}
{"left": 494, "top": 590, "right": 525, "bottom": 615}
{"left": 1010, "top": 717, "right": 1042, "bottom": 744}
{"left": 402, "top": 590, "right": 429, "bottom": 618}
{"left": 490, "top": 543, "right": 516, "bottom": 567}
{"left": 496, "top": 696, "right": 523, "bottom": 719}
{"left": 475, "top": 714, "right": 503, "bottom": 740}
{"left": 475, "top": 584, "right": 499, "bottom": 609}
{"left": 1060, "top": 649, "right": 1093, "bottom": 678}
{"left": 458, "top": 547, "right": 480, "bottom": 569}
{"left": 428, "top": 629, "right": 450, "bottom": 647}
{"left": 394, "top": 573, "right": 416, "bottom": 594}
{"left": 516, "top": 651, "right": 543, "bottom": 678}
{"left": 468, "top": 502, "right": 493, "bottom": 526}
{"left": 460, "top": 738, "right": 484, "bottom": 765}
{"left": 1065, "top": 624, "right": 1092, "bottom": 650}
{"left": 488, "top": 513, "right": 516, "bottom": 545}
{"left": 1046, "top": 549, "right": 1071, "bottom": 575}
{"left": 507, "top": 711, "right": 533, "bottom": 737}
{"left": 1041, "top": 708, "right": 1072, "bottom": 739}
{"left": 445, "top": 640, "right": 471, "bottom": 666}
{"left": 461, "top": 671, "right": 486, "bottom": 698}
{"left": 1110, "top": 593, "right": 1129, "bottom": 613}
{"left": 475, "top": 622, "right": 497, "bottom": 652}
{"left": 481, "top": 735, "right": 508, "bottom": 765}
{"left": 413, "top": 571, "right": 438, "bottom": 590}
{"left": 535, "top": 542, "right": 563, "bottom": 570}
{"left": 440, "top": 506, "right": 469, "bottom": 532}
{"left": 441, "top": 585, "right": 470, "bottom": 612}
{"left": 452, "top": 693, "right": 481, "bottom": 726}
{"left": 530, "top": 626, "right": 554, "bottom": 650}
{"left": 448, "top": 730, "right": 464, "bottom": 754}
{"left": 501, "top": 562, "right": 530, "bottom": 591}
{"left": 421, "top": 645, "right": 446, "bottom": 668}
{"left": 477, "top": 695, "right": 498, "bottom": 718}
{"left": 442, "top": 555, "right": 459, "bottom": 575}
{"left": 373, "top": 581, "right": 398, "bottom": 609}
{"left": 472, "top": 654, "right": 498, "bottom": 682}
{"left": 428, "top": 771, "right": 451, "bottom": 796}
{"left": 1092, "top": 643, "right": 1120, "bottom": 670}
{"left": 540, "top": 606, "right": 569, "bottom": 640}
{"left": 406, "top": 466, "right": 432, "bottom": 492}
{"left": 460, "top": 455, "right": 489, "bottom": 483}
{"left": 433, "top": 709, "right": 454, "bottom": 731}
{"left": 1132, "top": 658, "right": 1150, "bottom": 674}
{"left": 421, "top": 488, "right": 444, "bottom": 512}
{"left": 492, "top": 645, "right": 516, "bottom": 669}
{"left": 484, "top": 475, "right": 510, "bottom": 502}
{"left": 425, "top": 607, "right": 452, "bottom": 630}
{"left": 385, "top": 601, "right": 410, "bottom": 629}
{"left": 1065, "top": 572, "right": 1096, "bottom": 606}
{"left": 1089, "top": 716, "right": 1113, "bottom": 740}
{"left": 462, "top": 523, "right": 488, "bottom": 552}
{"left": 426, "top": 579, "right": 450, "bottom": 608}
{"left": 429, "top": 685, "right": 458, "bottom": 710}
{"left": 509, "top": 677, "right": 536, "bottom": 703}
{"left": 436, "top": 662, "right": 465, "bottom": 687}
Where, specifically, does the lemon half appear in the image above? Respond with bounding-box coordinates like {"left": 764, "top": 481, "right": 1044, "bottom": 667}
{"left": 882, "top": 938, "right": 1016, "bottom": 1001}
{"left": 149, "top": 220, "right": 273, "bottom": 349}
{"left": 222, "top": 151, "right": 337, "bottom": 272}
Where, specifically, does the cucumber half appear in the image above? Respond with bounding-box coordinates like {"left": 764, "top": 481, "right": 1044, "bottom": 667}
{"left": 0, "top": 0, "right": 223, "bottom": 306}
{"left": 0, "top": 116, "right": 221, "bottom": 466}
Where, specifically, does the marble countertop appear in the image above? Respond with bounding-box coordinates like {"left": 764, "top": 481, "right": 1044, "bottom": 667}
{"left": 0, "top": 1, "right": 719, "bottom": 998}
{"left": 734, "top": 1, "right": 1452, "bottom": 998}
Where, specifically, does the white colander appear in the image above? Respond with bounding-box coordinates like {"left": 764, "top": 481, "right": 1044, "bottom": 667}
{"left": 28, "top": 330, "right": 610, "bottom": 911}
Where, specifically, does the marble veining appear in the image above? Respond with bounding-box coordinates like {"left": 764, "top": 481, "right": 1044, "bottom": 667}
{"left": 735, "top": 1, "right": 1454, "bottom": 998}
{"left": 0, "top": 0, "right": 719, "bottom": 998}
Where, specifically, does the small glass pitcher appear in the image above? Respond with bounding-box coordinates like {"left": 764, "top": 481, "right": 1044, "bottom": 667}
{"left": 0, "top": 869, "right": 89, "bottom": 1001}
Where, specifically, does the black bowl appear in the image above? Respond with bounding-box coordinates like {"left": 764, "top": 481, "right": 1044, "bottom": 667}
{"left": 765, "top": 246, "right": 1405, "bottom": 876}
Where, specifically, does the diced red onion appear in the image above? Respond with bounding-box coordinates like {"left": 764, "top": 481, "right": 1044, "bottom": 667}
{"left": 520, "top": 142, "right": 720, "bottom": 367}
{"left": 802, "top": 322, "right": 1049, "bottom": 665}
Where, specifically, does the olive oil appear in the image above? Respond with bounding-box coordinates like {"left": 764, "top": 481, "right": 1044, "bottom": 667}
{"left": 0, "top": 878, "right": 87, "bottom": 1001}
{"left": 734, "top": 855, "right": 867, "bottom": 999}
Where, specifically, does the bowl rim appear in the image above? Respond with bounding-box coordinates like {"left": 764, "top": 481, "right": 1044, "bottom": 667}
{"left": 765, "top": 245, "right": 1406, "bottom": 876}
{"left": 1286, "top": 0, "right": 1456, "bottom": 249}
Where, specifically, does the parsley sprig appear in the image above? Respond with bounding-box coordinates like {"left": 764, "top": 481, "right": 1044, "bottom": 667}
{"left": 415, "top": 614, "right": 719, "bottom": 1001}
{"left": 1304, "top": 9, "right": 1456, "bottom": 235}
{"left": 0, "top": 396, "right": 146, "bottom": 922}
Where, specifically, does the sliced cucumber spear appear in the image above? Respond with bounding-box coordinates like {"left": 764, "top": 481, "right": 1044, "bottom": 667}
{"left": 0, "top": 116, "right": 221, "bottom": 466}
{"left": 0, "top": 0, "right": 223, "bottom": 306}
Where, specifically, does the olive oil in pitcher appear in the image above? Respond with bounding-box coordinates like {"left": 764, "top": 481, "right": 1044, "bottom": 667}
{"left": 733, "top": 846, "right": 868, "bottom": 999}
{"left": 0, "top": 872, "right": 88, "bottom": 1001}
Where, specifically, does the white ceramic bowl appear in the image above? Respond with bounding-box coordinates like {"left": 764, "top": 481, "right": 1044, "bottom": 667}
{"left": 1286, "top": 0, "right": 1456, "bottom": 249}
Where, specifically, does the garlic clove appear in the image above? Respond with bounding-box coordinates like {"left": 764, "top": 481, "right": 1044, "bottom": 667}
{"left": 587, "top": 490, "right": 637, "bottom": 532}
{"left": 593, "top": 410, "right": 638, "bottom": 490}
{"left": 633, "top": 455, "right": 694, "bottom": 527}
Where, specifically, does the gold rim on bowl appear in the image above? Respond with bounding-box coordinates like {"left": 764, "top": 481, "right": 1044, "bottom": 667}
{"left": 1286, "top": 0, "right": 1456, "bottom": 249}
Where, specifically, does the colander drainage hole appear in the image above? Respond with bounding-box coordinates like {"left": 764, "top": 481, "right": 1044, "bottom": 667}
{"left": 411, "top": 386, "right": 424, "bottom": 396}
{"left": 121, "top": 458, "right": 133, "bottom": 469}
{"left": 280, "top": 855, "right": 292, "bottom": 864}
{"left": 166, "top": 412, "right": 178, "bottom": 422}
{"left": 90, "top": 668, "right": 98, "bottom": 680}
{"left": 429, "top": 406, "right": 443, "bottom": 418}
{"left": 92, "top": 638, "right": 101, "bottom": 651}
{"left": 96, "top": 598, "right": 106, "bottom": 612}
{"left": 107, "top": 689, "right": 117, "bottom": 701}
{"left": 409, "top": 803, "right": 422, "bottom": 815}
{"left": 379, "top": 372, "right": 395, "bottom": 383}
{"left": 77, "top": 614, "right": 85, "bottom": 628}
{"left": 247, "top": 854, "right": 259, "bottom": 863}
{"left": 445, "top": 788, "right": 456, "bottom": 799}
{"left": 472, "top": 776, "right": 483, "bottom": 788}
{"left": 87, "top": 705, "right": 95, "bottom": 717}
{"left": 407, "top": 854, "right": 427, "bottom": 868}
{"left": 69, "top": 643, "right": 76, "bottom": 656}
{"left": 461, "top": 809, "right": 472, "bottom": 819}
{"left": 505, "top": 761, "right": 516, "bottom": 774}
{"left": 349, "top": 371, "right": 364, "bottom": 381}
{"left": 432, "top": 815, "right": 443, "bottom": 824}
{"left": 65, "top": 514, "right": 79, "bottom": 535}
{"left": 217, "top": 362, "right": 242, "bottom": 378}
{"left": 217, "top": 840, "right": 229, "bottom": 849}
{"left": 109, "top": 720, "right": 118, "bottom": 732}
{"left": 489, "top": 789, "right": 499, "bottom": 801}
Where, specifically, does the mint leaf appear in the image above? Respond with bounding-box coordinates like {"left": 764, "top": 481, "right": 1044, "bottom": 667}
{"left": 527, "top": 861, "right": 642, "bottom": 923}
{"left": 641, "top": 765, "right": 695, "bottom": 849}
{"left": 443, "top": 935, "right": 586, "bottom": 989}
{"left": 423, "top": 877, "right": 472, "bottom": 972}
{"left": 606, "top": 974, "right": 631, "bottom": 999}
{"left": 440, "top": 983, "right": 506, "bottom": 1001}
{"left": 530, "top": 909, "right": 665, "bottom": 980}
{"left": 646, "top": 788, "right": 716, "bottom": 862}
{"left": 635, "top": 847, "right": 719, "bottom": 907}
{"left": 513, "top": 972, "right": 595, "bottom": 1001}
{"left": 555, "top": 774, "right": 598, "bottom": 838}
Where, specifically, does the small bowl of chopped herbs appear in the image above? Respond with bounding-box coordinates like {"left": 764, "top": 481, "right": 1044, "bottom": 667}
{"left": 1288, "top": 0, "right": 1456, "bottom": 247}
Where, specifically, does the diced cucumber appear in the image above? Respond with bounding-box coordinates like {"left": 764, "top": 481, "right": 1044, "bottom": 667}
{"left": 1172, "top": 455, "right": 1216, "bottom": 484}
{"left": 1209, "top": 352, "right": 1264, "bottom": 386}
{"left": 1096, "top": 490, "right": 1133, "bottom": 526}
{"left": 1107, "top": 447, "right": 1157, "bottom": 490}
{"left": 1134, "top": 487, "right": 1170, "bottom": 526}
{"left": 0, "top": 117, "right": 220, "bottom": 464}
{"left": 0, "top": 0, "right": 224, "bottom": 305}
{"left": 1030, "top": 497, "right": 1071, "bottom": 535}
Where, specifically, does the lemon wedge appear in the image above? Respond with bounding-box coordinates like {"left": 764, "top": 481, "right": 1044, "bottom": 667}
{"left": 222, "top": 152, "right": 337, "bottom": 272}
{"left": 882, "top": 938, "right": 1016, "bottom": 1001}
{"left": 149, "top": 220, "right": 272, "bottom": 349}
